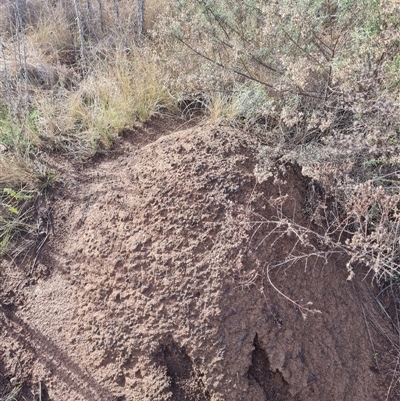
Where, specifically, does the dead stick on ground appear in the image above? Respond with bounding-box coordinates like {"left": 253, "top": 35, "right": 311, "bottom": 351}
{"left": 30, "top": 211, "right": 53, "bottom": 274}
{"left": 361, "top": 304, "right": 379, "bottom": 369}
{"left": 30, "top": 234, "right": 49, "bottom": 275}
{"left": 386, "top": 355, "right": 400, "bottom": 401}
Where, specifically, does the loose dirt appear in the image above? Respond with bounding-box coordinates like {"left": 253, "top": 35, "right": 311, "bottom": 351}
{"left": 1, "top": 121, "right": 399, "bottom": 400}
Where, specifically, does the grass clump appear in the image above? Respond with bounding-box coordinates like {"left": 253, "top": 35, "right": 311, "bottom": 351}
{"left": 34, "top": 49, "right": 173, "bottom": 159}
{"left": 0, "top": 383, "right": 22, "bottom": 401}
{"left": 0, "top": 187, "right": 35, "bottom": 256}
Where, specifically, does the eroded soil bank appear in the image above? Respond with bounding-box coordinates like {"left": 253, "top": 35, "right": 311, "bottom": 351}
{"left": 1, "top": 123, "right": 398, "bottom": 400}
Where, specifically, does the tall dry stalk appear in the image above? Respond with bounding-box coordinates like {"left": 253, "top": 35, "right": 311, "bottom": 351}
{"left": 96, "top": 0, "right": 104, "bottom": 33}
{"left": 73, "top": 0, "right": 86, "bottom": 66}
{"left": 85, "top": 0, "right": 94, "bottom": 38}
{"left": 0, "top": 41, "right": 12, "bottom": 107}
{"left": 137, "top": 0, "right": 145, "bottom": 37}
{"left": 14, "top": 0, "right": 29, "bottom": 110}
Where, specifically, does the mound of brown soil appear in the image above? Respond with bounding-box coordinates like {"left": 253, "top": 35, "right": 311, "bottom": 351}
{"left": 0, "top": 124, "right": 398, "bottom": 400}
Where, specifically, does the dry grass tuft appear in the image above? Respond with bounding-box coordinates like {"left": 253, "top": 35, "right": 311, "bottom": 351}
{"left": 0, "top": 153, "right": 36, "bottom": 187}
{"left": 33, "top": 48, "right": 174, "bottom": 158}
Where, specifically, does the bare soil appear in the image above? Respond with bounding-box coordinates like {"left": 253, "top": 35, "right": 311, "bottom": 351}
{"left": 1, "top": 120, "right": 399, "bottom": 400}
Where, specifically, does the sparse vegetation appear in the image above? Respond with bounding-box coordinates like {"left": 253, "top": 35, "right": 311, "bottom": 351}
{"left": 154, "top": 0, "right": 400, "bottom": 287}
{"left": 0, "top": 383, "right": 22, "bottom": 401}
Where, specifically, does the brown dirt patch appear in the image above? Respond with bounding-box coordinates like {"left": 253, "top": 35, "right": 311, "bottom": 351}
{"left": 0, "top": 123, "right": 399, "bottom": 400}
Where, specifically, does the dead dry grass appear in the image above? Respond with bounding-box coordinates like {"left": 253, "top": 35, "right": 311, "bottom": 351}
{"left": 32, "top": 48, "right": 174, "bottom": 158}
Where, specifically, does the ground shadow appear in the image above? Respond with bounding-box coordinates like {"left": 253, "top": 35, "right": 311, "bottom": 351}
{"left": 1, "top": 305, "right": 119, "bottom": 401}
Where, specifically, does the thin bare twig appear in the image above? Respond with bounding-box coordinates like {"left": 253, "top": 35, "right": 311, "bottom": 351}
{"left": 266, "top": 265, "right": 322, "bottom": 319}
